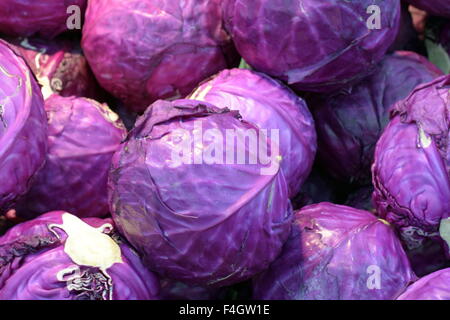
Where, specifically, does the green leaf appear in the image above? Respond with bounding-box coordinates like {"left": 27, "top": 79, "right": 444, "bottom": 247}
{"left": 425, "top": 26, "right": 450, "bottom": 74}
{"left": 238, "top": 58, "right": 252, "bottom": 70}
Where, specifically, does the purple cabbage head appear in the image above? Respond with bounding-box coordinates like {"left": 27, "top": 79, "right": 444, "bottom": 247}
{"left": 310, "top": 51, "right": 442, "bottom": 185}
{"left": 108, "top": 99, "right": 292, "bottom": 287}
{"left": 189, "top": 68, "right": 317, "bottom": 197}
{"left": 0, "top": 211, "right": 160, "bottom": 300}
{"left": 398, "top": 268, "right": 450, "bottom": 300}
{"left": 372, "top": 75, "right": 450, "bottom": 253}
{"left": 404, "top": 0, "right": 450, "bottom": 19}
{"left": 0, "top": 40, "right": 47, "bottom": 213}
{"left": 253, "top": 203, "right": 416, "bottom": 300}
{"left": 0, "top": 1, "right": 87, "bottom": 39}
{"left": 15, "top": 95, "right": 126, "bottom": 219}
{"left": 6, "top": 36, "right": 103, "bottom": 100}
{"left": 82, "top": 0, "right": 238, "bottom": 113}
{"left": 222, "top": 0, "right": 401, "bottom": 93}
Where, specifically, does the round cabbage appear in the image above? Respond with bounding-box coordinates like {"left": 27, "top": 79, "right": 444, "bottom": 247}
{"left": 310, "top": 51, "right": 442, "bottom": 185}
{"left": 108, "top": 99, "right": 292, "bottom": 286}
{"left": 82, "top": 0, "right": 238, "bottom": 113}
{"left": 0, "top": 0, "right": 86, "bottom": 39}
{"left": 6, "top": 36, "right": 103, "bottom": 100}
{"left": 189, "top": 68, "right": 317, "bottom": 197}
{"left": 15, "top": 95, "right": 126, "bottom": 219}
{"left": 398, "top": 268, "right": 450, "bottom": 300}
{"left": 404, "top": 0, "right": 450, "bottom": 18}
{"left": 253, "top": 203, "right": 416, "bottom": 300}
{"left": 372, "top": 75, "right": 450, "bottom": 252}
{"left": 0, "top": 211, "right": 160, "bottom": 300}
{"left": 0, "top": 40, "right": 47, "bottom": 214}
{"left": 222, "top": 0, "right": 401, "bottom": 93}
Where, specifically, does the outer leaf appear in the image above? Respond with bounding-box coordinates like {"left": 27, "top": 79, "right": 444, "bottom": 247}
{"left": 0, "top": 40, "right": 47, "bottom": 213}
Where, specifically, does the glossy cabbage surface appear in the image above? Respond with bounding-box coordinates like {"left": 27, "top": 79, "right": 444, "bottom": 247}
{"left": 0, "top": 0, "right": 86, "bottom": 39}
{"left": 109, "top": 99, "right": 292, "bottom": 286}
{"left": 223, "top": 0, "right": 401, "bottom": 93}
{"left": 372, "top": 75, "right": 450, "bottom": 251}
{"left": 398, "top": 268, "right": 450, "bottom": 300}
{"left": 189, "top": 68, "right": 317, "bottom": 197}
{"left": 253, "top": 203, "right": 416, "bottom": 300}
{"left": 0, "top": 40, "right": 47, "bottom": 213}
{"left": 404, "top": 0, "right": 450, "bottom": 18}
{"left": 6, "top": 36, "right": 103, "bottom": 100}
{"left": 16, "top": 95, "right": 126, "bottom": 219}
{"left": 0, "top": 211, "right": 160, "bottom": 300}
{"left": 310, "top": 51, "right": 442, "bottom": 185}
{"left": 82, "top": 0, "right": 238, "bottom": 112}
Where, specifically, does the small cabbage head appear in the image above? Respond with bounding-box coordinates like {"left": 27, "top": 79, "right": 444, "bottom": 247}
{"left": 15, "top": 95, "right": 126, "bottom": 219}
{"left": 372, "top": 75, "right": 450, "bottom": 253}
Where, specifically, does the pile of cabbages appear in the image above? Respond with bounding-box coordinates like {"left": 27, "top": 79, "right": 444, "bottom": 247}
{"left": 1, "top": 0, "right": 450, "bottom": 301}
